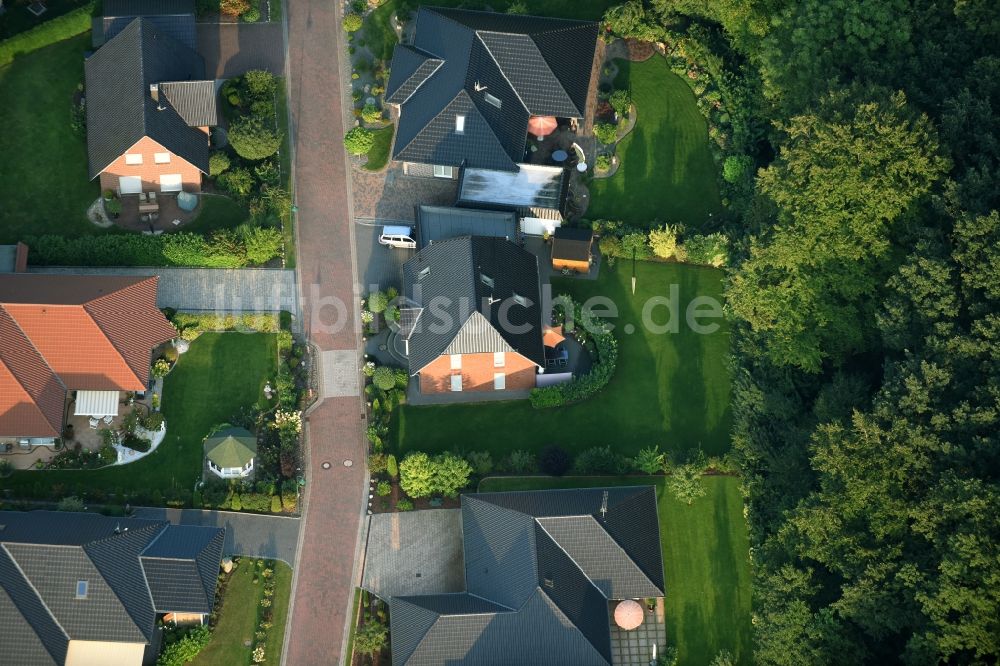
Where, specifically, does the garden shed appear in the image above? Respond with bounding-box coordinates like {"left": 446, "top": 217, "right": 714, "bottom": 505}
{"left": 551, "top": 227, "right": 594, "bottom": 273}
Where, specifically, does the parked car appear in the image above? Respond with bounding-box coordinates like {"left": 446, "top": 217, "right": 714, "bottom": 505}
{"left": 378, "top": 225, "right": 416, "bottom": 249}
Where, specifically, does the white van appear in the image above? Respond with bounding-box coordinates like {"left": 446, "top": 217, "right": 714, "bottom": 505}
{"left": 378, "top": 225, "right": 416, "bottom": 249}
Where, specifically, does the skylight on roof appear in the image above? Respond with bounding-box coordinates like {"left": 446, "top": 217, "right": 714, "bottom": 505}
{"left": 419, "top": 266, "right": 431, "bottom": 279}
{"left": 455, "top": 114, "right": 466, "bottom": 133}
{"left": 512, "top": 293, "right": 529, "bottom": 306}
{"left": 75, "top": 580, "right": 88, "bottom": 599}
{"left": 480, "top": 274, "right": 494, "bottom": 288}
{"left": 484, "top": 92, "right": 502, "bottom": 109}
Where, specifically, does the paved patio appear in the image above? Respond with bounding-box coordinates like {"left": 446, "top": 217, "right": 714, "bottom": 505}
{"left": 362, "top": 509, "right": 465, "bottom": 599}
{"left": 112, "top": 193, "right": 199, "bottom": 232}
{"left": 352, "top": 162, "right": 458, "bottom": 223}
{"left": 609, "top": 597, "right": 668, "bottom": 665}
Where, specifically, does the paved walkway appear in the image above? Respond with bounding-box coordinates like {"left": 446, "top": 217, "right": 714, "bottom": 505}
{"left": 197, "top": 22, "right": 286, "bottom": 78}
{"left": 283, "top": 0, "right": 369, "bottom": 664}
{"left": 30, "top": 266, "right": 298, "bottom": 315}
{"left": 134, "top": 508, "right": 301, "bottom": 564}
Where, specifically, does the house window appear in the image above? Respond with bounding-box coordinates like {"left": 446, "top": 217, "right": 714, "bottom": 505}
{"left": 160, "top": 174, "right": 183, "bottom": 192}
{"left": 450, "top": 354, "right": 462, "bottom": 370}
{"left": 455, "top": 114, "right": 466, "bottom": 133}
{"left": 124, "top": 153, "right": 143, "bottom": 165}
{"left": 480, "top": 274, "right": 494, "bottom": 288}
{"left": 75, "top": 581, "right": 88, "bottom": 599}
{"left": 494, "top": 373, "right": 505, "bottom": 390}
{"left": 154, "top": 152, "right": 171, "bottom": 164}
{"left": 450, "top": 375, "right": 463, "bottom": 392}
{"left": 484, "top": 93, "right": 502, "bottom": 109}
{"left": 512, "top": 292, "right": 529, "bottom": 307}
{"left": 433, "top": 165, "right": 455, "bottom": 179}
{"left": 494, "top": 352, "right": 505, "bottom": 367}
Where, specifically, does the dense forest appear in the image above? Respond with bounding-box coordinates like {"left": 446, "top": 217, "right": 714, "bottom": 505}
{"left": 606, "top": 0, "right": 1000, "bottom": 663}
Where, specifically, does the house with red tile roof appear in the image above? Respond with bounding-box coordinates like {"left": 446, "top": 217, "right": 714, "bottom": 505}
{"left": 0, "top": 274, "right": 176, "bottom": 447}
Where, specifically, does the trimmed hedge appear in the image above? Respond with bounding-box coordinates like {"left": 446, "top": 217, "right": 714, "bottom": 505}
{"left": 0, "top": 3, "right": 95, "bottom": 67}
{"left": 169, "top": 312, "right": 280, "bottom": 341}
{"left": 24, "top": 229, "right": 282, "bottom": 268}
{"left": 530, "top": 296, "right": 619, "bottom": 408}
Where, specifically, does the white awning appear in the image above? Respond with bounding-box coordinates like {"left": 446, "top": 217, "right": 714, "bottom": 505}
{"left": 75, "top": 390, "right": 120, "bottom": 417}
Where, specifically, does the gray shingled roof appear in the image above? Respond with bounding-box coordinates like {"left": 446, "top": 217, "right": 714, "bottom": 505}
{"left": 401, "top": 236, "right": 545, "bottom": 374}
{"left": 389, "top": 487, "right": 666, "bottom": 666}
{"left": 387, "top": 7, "right": 598, "bottom": 171}
{"left": 0, "top": 511, "right": 224, "bottom": 663}
{"left": 160, "top": 81, "right": 219, "bottom": 126}
{"left": 97, "top": 0, "right": 196, "bottom": 51}
{"left": 417, "top": 205, "right": 517, "bottom": 248}
{"left": 85, "top": 18, "right": 213, "bottom": 179}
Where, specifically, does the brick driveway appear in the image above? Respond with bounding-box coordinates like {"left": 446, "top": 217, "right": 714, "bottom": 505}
{"left": 352, "top": 162, "right": 458, "bottom": 222}
{"left": 197, "top": 22, "right": 286, "bottom": 78}
{"left": 283, "top": 0, "right": 369, "bottom": 665}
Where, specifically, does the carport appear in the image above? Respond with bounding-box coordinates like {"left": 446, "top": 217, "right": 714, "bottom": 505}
{"left": 362, "top": 509, "right": 465, "bottom": 598}
{"left": 416, "top": 205, "right": 518, "bottom": 248}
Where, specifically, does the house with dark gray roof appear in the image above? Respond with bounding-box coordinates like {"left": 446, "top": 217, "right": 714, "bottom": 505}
{"left": 399, "top": 235, "right": 545, "bottom": 395}
{"left": 0, "top": 510, "right": 224, "bottom": 666}
{"left": 93, "top": 0, "right": 196, "bottom": 49}
{"left": 85, "top": 11, "right": 217, "bottom": 197}
{"left": 416, "top": 205, "right": 518, "bottom": 248}
{"left": 385, "top": 7, "right": 598, "bottom": 177}
{"left": 388, "top": 487, "right": 666, "bottom": 665}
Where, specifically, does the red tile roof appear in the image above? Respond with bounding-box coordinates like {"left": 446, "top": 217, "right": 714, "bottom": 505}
{"left": 0, "top": 275, "right": 176, "bottom": 437}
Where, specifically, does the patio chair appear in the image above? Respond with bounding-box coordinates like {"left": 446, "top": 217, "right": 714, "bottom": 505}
{"left": 148, "top": 191, "right": 156, "bottom": 203}
{"left": 102, "top": 414, "right": 114, "bottom": 424}
{"left": 88, "top": 417, "right": 100, "bottom": 429}
{"left": 138, "top": 192, "right": 147, "bottom": 203}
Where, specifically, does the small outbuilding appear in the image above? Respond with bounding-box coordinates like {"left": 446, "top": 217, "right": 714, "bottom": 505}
{"left": 204, "top": 426, "right": 257, "bottom": 478}
{"left": 551, "top": 226, "right": 594, "bottom": 273}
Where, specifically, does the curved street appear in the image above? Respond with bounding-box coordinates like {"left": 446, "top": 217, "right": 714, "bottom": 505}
{"left": 282, "top": 0, "right": 369, "bottom": 664}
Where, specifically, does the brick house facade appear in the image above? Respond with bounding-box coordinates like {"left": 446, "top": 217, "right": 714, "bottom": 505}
{"left": 418, "top": 350, "right": 538, "bottom": 394}
{"left": 98, "top": 132, "right": 209, "bottom": 195}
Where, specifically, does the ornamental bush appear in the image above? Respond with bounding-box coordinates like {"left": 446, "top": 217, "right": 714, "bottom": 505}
{"left": 361, "top": 104, "right": 383, "bottom": 124}
{"left": 593, "top": 122, "right": 618, "bottom": 145}
{"left": 648, "top": 224, "right": 681, "bottom": 259}
{"left": 342, "top": 13, "right": 363, "bottom": 32}
{"left": 573, "top": 445, "right": 627, "bottom": 474}
{"left": 344, "top": 126, "right": 375, "bottom": 156}
{"left": 220, "top": 0, "right": 251, "bottom": 16}
{"left": 367, "top": 290, "right": 389, "bottom": 313}
{"left": 157, "top": 626, "right": 213, "bottom": 666}
{"left": 243, "top": 69, "right": 277, "bottom": 99}
{"left": 241, "top": 6, "right": 261, "bottom": 22}
{"left": 682, "top": 233, "right": 729, "bottom": 267}
{"left": 539, "top": 445, "right": 571, "bottom": 476}
{"left": 399, "top": 452, "right": 435, "bottom": 498}
{"left": 372, "top": 366, "right": 396, "bottom": 390}
{"left": 433, "top": 453, "right": 472, "bottom": 497}
{"left": 595, "top": 154, "right": 612, "bottom": 171}
{"left": 609, "top": 89, "right": 631, "bottom": 117}
{"left": 354, "top": 620, "right": 388, "bottom": 655}
{"left": 209, "top": 151, "right": 231, "bottom": 176}
{"left": 633, "top": 445, "right": 666, "bottom": 474}
{"left": 229, "top": 115, "right": 282, "bottom": 161}
{"left": 219, "top": 167, "right": 255, "bottom": 197}
{"left": 722, "top": 154, "right": 754, "bottom": 184}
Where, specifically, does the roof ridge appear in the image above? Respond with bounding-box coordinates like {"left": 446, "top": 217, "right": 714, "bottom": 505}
{"left": 80, "top": 303, "right": 146, "bottom": 389}
{"left": 472, "top": 32, "right": 530, "bottom": 114}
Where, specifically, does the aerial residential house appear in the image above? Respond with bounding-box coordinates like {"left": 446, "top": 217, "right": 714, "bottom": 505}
{"left": 388, "top": 487, "right": 666, "bottom": 665}
{"left": 0, "top": 510, "right": 224, "bottom": 666}
{"left": 385, "top": 7, "right": 598, "bottom": 212}
{"left": 399, "top": 235, "right": 545, "bottom": 394}
{"left": 92, "top": 0, "right": 197, "bottom": 48}
{"left": 85, "top": 12, "right": 217, "bottom": 197}
{"left": 0, "top": 274, "right": 176, "bottom": 448}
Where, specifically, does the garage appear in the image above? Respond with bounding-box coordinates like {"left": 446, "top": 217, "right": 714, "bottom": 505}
{"left": 160, "top": 174, "right": 183, "bottom": 192}
{"left": 118, "top": 176, "right": 142, "bottom": 194}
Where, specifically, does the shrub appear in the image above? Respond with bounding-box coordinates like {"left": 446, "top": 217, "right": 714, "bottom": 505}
{"left": 219, "top": 167, "right": 256, "bottom": 197}
{"left": 354, "top": 620, "right": 388, "bottom": 655}
{"left": 344, "top": 126, "right": 375, "bottom": 156}
{"left": 244, "top": 69, "right": 277, "bottom": 99}
{"left": 342, "top": 13, "right": 363, "bottom": 32}
{"left": 209, "top": 151, "right": 231, "bottom": 176}
{"left": 361, "top": 104, "right": 383, "bottom": 124}
{"left": 620, "top": 231, "right": 652, "bottom": 259}
{"left": 506, "top": 0, "right": 528, "bottom": 13}
{"left": 220, "top": 0, "right": 251, "bottom": 16}
{"left": 602, "top": 0, "right": 665, "bottom": 41}
{"left": 57, "top": 496, "right": 86, "bottom": 512}
{"left": 669, "top": 464, "right": 706, "bottom": 505}
{"left": 202, "top": 480, "right": 229, "bottom": 507}
{"left": 648, "top": 224, "right": 681, "bottom": 259}
{"left": 270, "top": 495, "right": 283, "bottom": 512}
{"left": 722, "top": 154, "right": 754, "bottom": 184}
{"left": 104, "top": 197, "right": 122, "bottom": 216}
{"left": 367, "top": 290, "right": 389, "bottom": 313}
{"left": 500, "top": 449, "right": 536, "bottom": 474}
{"left": 399, "top": 452, "right": 435, "bottom": 498}
{"left": 395, "top": 497, "right": 414, "bottom": 511}
{"left": 142, "top": 412, "right": 165, "bottom": 432}
{"left": 539, "top": 445, "right": 571, "bottom": 476}
{"left": 151, "top": 358, "right": 172, "bottom": 378}
{"left": 121, "top": 434, "right": 152, "bottom": 453}
{"left": 595, "top": 154, "right": 612, "bottom": 171}
{"left": 573, "top": 445, "right": 627, "bottom": 474}
{"left": 157, "top": 625, "right": 213, "bottom": 666}
{"left": 368, "top": 452, "right": 388, "bottom": 474}
{"left": 609, "top": 89, "right": 631, "bottom": 117}
{"left": 386, "top": 454, "right": 398, "bottom": 480}
{"left": 241, "top": 6, "right": 261, "bottom": 22}
{"left": 372, "top": 366, "right": 396, "bottom": 391}
{"left": 229, "top": 115, "right": 282, "bottom": 161}
{"left": 433, "top": 453, "right": 472, "bottom": 497}
{"left": 682, "top": 233, "right": 729, "bottom": 267}
{"left": 633, "top": 445, "right": 666, "bottom": 474}
{"left": 597, "top": 234, "right": 622, "bottom": 260}
{"left": 0, "top": 460, "right": 12, "bottom": 478}
{"left": 376, "top": 480, "right": 392, "bottom": 496}
{"left": 466, "top": 451, "right": 494, "bottom": 476}
{"left": 594, "top": 122, "right": 618, "bottom": 145}
{"left": 240, "top": 224, "right": 284, "bottom": 264}
{"left": 253, "top": 160, "right": 280, "bottom": 187}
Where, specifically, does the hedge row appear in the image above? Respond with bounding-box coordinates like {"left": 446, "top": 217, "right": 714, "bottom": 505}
{"left": 24, "top": 229, "right": 282, "bottom": 268}
{"left": 169, "top": 311, "right": 280, "bottom": 341}
{"left": 0, "top": 3, "right": 95, "bottom": 68}
{"left": 529, "top": 296, "right": 619, "bottom": 408}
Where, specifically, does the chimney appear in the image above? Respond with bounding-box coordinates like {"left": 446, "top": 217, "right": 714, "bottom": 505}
{"left": 150, "top": 83, "right": 159, "bottom": 102}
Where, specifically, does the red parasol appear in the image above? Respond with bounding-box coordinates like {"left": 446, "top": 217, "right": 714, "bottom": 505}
{"left": 614, "top": 600, "right": 644, "bottom": 630}
{"left": 527, "top": 115, "right": 558, "bottom": 137}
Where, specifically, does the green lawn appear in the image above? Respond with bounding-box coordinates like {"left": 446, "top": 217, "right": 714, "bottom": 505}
{"left": 364, "top": 125, "right": 394, "bottom": 171}
{"left": 479, "top": 475, "right": 752, "bottom": 665}
{"left": 190, "top": 560, "right": 293, "bottom": 666}
{"left": 183, "top": 195, "right": 251, "bottom": 234}
{"left": 0, "top": 0, "right": 90, "bottom": 40}
{"left": 3, "top": 333, "right": 276, "bottom": 502}
{"left": 364, "top": 0, "right": 613, "bottom": 62}
{"left": 588, "top": 58, "right": 723, "bottom": 228}
{"left": 0, "top": 33, "right": 100, "bottom": 242}
{"left": 391, "top": 261, "right": 732, "bottom": 459}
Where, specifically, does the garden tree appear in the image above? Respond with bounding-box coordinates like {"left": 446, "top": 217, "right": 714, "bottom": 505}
{"left": 342, "top": 13, "right": 363, "bottom": 33}
{"left": 722, "top": 154, "right": 753, "bottom": 184}
{"left": 647, "top": 225, "right": 680, "bottom": 259}
{"left": 538, "top": 445, "right": 571, "bottom": 476}
{"left": 433, "top": 453, "right": 473, "bottom": 497}
{"left": 399, "top": 452, "right": 435, "bottom": 498}
{"left": 228, "top": 115, "right": 282, "bottom": 161}
{"left": 372, "top": 366, "right": 396, "bottom": 391}
{"left": 633, "top": 445, "right": 666, "bottom": 475}
{"left": 209, "top": 151, "right": 230, "bottom": 177}
{"left": 344, "top": 127, "right": 374, "bottom": 156}
{"left": 353, "top": 619, "right": 388, "bottom": 656}
{"left": 667, "top": 464, "right": 705, "bottom": 505}
{"left": 367, "top": 290, "right": 388, "bottom": 313}
{"left": 727, "top": 89, "right": 948, "bottom": 372}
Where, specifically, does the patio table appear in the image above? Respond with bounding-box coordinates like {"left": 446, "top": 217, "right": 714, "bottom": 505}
{"left": 552, "top": 149, "right": 568, "bottom": 162}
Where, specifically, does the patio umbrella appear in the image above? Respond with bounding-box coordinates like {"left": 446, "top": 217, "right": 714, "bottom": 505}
{"left": 528, "top": 115, "right": 558, "bottom": 137}
{"left": 614, "top": 599, "right": 644, "bottom": 630}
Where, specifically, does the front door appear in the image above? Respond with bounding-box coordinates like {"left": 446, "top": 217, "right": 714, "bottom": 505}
{"left": 118, "top": 176, "right": 142, "bottom": 194}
